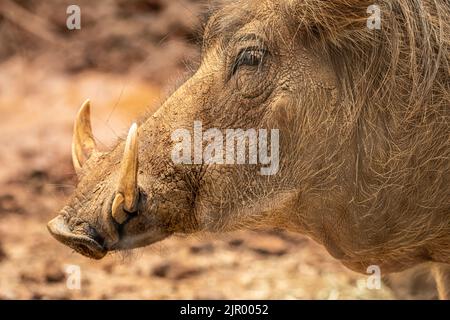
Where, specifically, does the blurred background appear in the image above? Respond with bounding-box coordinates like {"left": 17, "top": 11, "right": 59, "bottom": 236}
{"left": 0, "top": 0, "right": 439, "bottom": 299}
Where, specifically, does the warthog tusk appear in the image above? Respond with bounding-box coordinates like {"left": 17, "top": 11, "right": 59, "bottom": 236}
{"left": 72, "top": 99, "right": 96, "bottom": 174}
{"left": 112, "top": 123, "right": 139, "bottom": 224}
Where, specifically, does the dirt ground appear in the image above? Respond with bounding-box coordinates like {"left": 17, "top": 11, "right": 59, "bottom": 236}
{"left": 0, "top": 0, "right": 439, "bottom": 299}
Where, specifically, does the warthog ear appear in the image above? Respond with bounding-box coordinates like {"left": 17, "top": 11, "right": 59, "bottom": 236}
{"left": 72, "top": 99, "right": 97, "bottom": 174}
{"left": 111, "top": 123, "right": 139, "bottom": 224}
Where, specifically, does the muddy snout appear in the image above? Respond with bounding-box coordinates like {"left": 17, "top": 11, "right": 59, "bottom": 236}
{"left": 47, "top": 215, "right": 107, "bottom": 259}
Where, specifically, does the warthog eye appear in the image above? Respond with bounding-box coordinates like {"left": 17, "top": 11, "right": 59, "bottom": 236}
{"left": 232, "top": 47, "right": 267, "bottom": 75}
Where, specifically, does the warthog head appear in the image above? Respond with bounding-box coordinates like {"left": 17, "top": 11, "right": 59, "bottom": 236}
{"left": 48, "top": 0, "right": 449, "bottom": 275}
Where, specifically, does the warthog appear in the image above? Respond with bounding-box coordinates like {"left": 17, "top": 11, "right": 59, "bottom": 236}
{"left": 48, "top": 0, "right": 450, "bottom": 298}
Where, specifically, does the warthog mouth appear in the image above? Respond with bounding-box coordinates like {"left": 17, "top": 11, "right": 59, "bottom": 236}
{"left": 47, "top": 215, "right": 107, "bottom": 259}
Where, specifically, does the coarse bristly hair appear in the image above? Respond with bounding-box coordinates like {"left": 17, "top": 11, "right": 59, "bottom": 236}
{"left": 197, "top": 0, "right": 449, "bottom": 263}
{"left": 288, "top": 0, "right": 450, "bottom": 261}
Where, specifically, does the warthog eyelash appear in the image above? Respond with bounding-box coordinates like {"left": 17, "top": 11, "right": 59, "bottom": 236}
{"left": 231, "top": 47, "right": 267, "bottom": 75}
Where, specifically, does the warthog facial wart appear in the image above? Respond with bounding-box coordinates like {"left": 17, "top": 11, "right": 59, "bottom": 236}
{"left": 171, "top": 121, "right": 280, "bottom": 175}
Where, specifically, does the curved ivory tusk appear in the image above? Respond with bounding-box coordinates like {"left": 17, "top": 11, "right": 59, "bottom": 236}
{"left": 72, "top": 99, "right": 96, "bottom": 174}
{"left": 112, "top": 123, "right": 139, "bottom": 224}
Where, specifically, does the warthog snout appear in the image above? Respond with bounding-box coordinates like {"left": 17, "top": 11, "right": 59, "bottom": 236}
{"left": 47, "top": 215, "right": 107, "bottom": 259}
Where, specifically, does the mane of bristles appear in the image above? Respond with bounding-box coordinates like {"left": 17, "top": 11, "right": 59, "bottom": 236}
{"left": 285, "top": 0, "right": 449, "bottom": 253}
{"left": 283, "top": 0, "right": 449, "bottom": 120}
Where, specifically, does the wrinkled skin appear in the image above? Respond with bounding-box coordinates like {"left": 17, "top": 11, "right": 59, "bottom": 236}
{"left": 48, "top": 0, "right": 450, "bottom": 293}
